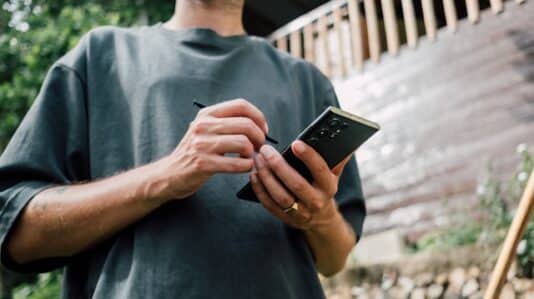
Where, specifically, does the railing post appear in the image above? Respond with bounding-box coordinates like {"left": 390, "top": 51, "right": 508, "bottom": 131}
{"left": 443, "top": 0, "right": 458, "bottom": 32}
{"left": 382, "top": 0, "right": 400, "bottom": 55}
{"left": 363, "top": 0, "right": 381, "bottom": 62}
{"left": 290, "top": 30, "right": 302, "bottom": 58}
{"left": 490, "top": 0, "right": 504, "bottom": 14}
{"left": 401, "top": 0, "right": 418, "bottom": 48}
{"left": 303, "top": 24, "right": 315, "bottom": 64}
{"left": 466, "top": 0, "right": 480, "bottom": 23}
{"left": 333, "top": 6, "right": 347, "bottom": 77}
{"left": 317, "top": 15, "right": 331, "bottom": 77}
{"left": 276, "top": 36, "right": 288, "bottom": 52}
{"left": 422, "top": 0, "right": 437, "bottom": 41}
{"left": 347, "top": 0, "right": 364, "bottom": 70}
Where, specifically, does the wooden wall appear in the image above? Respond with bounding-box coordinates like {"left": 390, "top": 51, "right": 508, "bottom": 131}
{"left": 334, "top": 1, "right": 534, "bottom": 239}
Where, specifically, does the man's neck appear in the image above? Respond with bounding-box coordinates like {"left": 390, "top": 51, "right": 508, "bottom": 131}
{"left": 164, "top": 0, "right": 246, "bottom": 37}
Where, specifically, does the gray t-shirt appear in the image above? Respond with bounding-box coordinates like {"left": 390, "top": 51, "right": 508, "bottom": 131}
{"left": 0, "top": 24, "right": 366, "bottom": 298}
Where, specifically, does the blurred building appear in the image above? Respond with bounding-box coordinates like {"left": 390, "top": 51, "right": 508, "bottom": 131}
{"left": 244, "top": 0, "right": 534, "bottom": 241}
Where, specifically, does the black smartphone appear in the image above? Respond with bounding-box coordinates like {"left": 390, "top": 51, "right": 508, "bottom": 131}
{"left": 236, "top": 106, "right": 380, "bottom": 202}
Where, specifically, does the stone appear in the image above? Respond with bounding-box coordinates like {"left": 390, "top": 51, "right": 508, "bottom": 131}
{"left": 427, "top": 284, "right": 444, "bottom": 299}
{"left": 415, "top": 272, "right": 434, "bottom": 287}
{"left": 368, "top": 287, "right": 386, "bottom": 299}
{"left": 448, "top": 267, "right": 467, "bottom": 292}
{"left": 435, "top": 273, "right": 448, "bottom": 286}
{"left": 382, "top": 270, "right": 398, "bottom": 290}
{"left": 469, "top": 291, "right": 484, "bottom": 299}
{"left": 388, "top": 286, "right": 410, "bottom": 299}
{"left": 521, "top": 290, "right": 534, "bottom": 299}
{"left": 351, "top": 286, "right": 366, "bottom": 298}
{"left": 500, "top": 283, "right": 516, "bottom": 299}
{"left": 352, "top": 230, "right": 406, "bottom": 267}
{"left": 443, "top": 286, "right": 459, "bottom": 299}
{"left": 467, "top": 266, "right": 481, "bottom": 279}
{"left": 507, "top": 262, "right": 517, "bottom": 281}
{"left": 462, "top": 279, "right": 479, "bottom": 297}
{"left": 411, "top": 288, "right": 425, "bottom": 299}
{"left": 511, "top": 278, "right": 534, "bottom": 293}
{"left": 398, "top": 276, "right": 415, "bottom": 294}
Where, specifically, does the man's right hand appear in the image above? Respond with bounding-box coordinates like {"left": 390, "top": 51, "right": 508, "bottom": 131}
{"left": 150, "top": 98, "right": 269, "bottom": 202}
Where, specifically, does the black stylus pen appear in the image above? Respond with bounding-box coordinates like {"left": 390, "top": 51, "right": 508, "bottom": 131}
{"left": 193, "top": 100, "right": 278, "bottom": 144}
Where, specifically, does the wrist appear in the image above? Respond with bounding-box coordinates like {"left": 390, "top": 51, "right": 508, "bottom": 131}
{"left": 135, "top": 157, "right": 174, "bottom": 206}
{"left": 308, "top": 200, "right": 345, "bottom": 236}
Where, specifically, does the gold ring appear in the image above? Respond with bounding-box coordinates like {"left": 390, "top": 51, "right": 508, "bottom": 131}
{"left": 282, "top": 202, "right": 299, "bottom": 214}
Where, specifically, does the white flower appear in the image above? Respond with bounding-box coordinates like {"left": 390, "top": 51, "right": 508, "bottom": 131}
{"left": 517, "top": 240, "right": 527, "bottom": 255}
{"left": 517, "top": 172, "right": 528, "bottom": 182}
{"left": 516, "top": 143, "right": 527, "bottom": 153}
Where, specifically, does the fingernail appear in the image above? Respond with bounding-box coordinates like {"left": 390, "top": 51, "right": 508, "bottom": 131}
{"left": 264, "top": 122, "right": 269, "bottom": 134}
{"left": 260, "top": 145, "right": 276, "bottom": 159}
{"left": 250, "top": 173, "right": 257, "bottom": 183}
{"left": 293, "top": 141, "right": 305, "bottom": 154}
{"left": 254, "top": 154, "right": 265, "bottom": 168}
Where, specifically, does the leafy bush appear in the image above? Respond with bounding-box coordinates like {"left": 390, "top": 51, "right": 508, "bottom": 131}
{"left": 1, "top": 1, "right": 172, "bottom": 297}
{"left": 413, "top": 144, "right": 533, "bottom": 277}
{"left": 0, "top": 0, "right": 173, "bottom": 150}
{"left": 13, "top": 272, "right": 61, "bottom": 299}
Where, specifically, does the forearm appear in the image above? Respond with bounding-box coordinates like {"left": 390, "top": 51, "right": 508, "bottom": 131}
{"left": 6, "top": 158, "right": 170, "bottom": 265}
{"left": 304, "top": 206, "right": 357, "bottom": 277}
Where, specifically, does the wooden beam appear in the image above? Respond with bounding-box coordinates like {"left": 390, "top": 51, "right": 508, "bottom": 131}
{"left": 381, "top": 0, "right": 399, "bottom": 55}
{"left": 490, "top": 0, "right": 504, "bottom": 14}
{"left": 303, "top": 24, "right": 315, "bottom": 63}
{"left": 276, "top": 36, "right": 288, "bottom": 52}
{"left": 363, "top": 0, "right": 381, "bottom": 62}
{"left": 401, "top": 0, "right": 418, "bottom": 48}
{"left": 347, "top": 0, "right": 364, "bottom": 70}
{"left": 317, "top": 15, "right": 331, "bottom": 77}
{"left": 422, "top": 0, "right": 437, "bottom": 41}
{"left": 443, "top": 0, "right": 458, "bottom": 33}
{"left": 332, "top": 6, "right": 347, "bottom": 77}
{"left": 484, "top": 170, "right": 534, "bottom": 299}
{"left": 290, "top": 30, "right": 302, "bottom": 58}
{"left": 466, "top": 0, "right": 480, "bottom": 23}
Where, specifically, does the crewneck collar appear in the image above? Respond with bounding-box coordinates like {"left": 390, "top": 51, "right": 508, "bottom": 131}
{"left": 153, "top": 23, "right": 251, "bottom": 50}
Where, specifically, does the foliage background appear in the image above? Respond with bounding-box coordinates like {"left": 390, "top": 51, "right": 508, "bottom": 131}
{"left": 0, "top": 0, "right": 174, "bottom": 150}
{"left": 1, "top": 1, "right": 173, "bottom": 297}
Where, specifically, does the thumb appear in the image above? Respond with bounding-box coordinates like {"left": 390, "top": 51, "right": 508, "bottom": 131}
{"left": 332, "top": 154, "right": 353, "bottom": 176}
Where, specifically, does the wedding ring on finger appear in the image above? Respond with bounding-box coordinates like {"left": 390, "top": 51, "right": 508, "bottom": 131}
{"left": 282, "top": 201, "right": 299, "bottom": 214}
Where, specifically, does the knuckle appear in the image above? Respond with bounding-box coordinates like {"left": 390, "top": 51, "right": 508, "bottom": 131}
{"left": 189, "top": 119, "right": 206, "bottom": 134}
{"left": 234, "top": 98, "right": 249, "bottom": 109}
{"left": 192, "top": 155, "right": 209, "bottom": 172}
{"left": 278, "top": 195, "right": 293, "bottom": 207}
{"left": 292, "top": 181, "right": 308, "bottom": 194}
{"left": 314, "top": 200, "right": 325, "bottom": 211}
{"left": 191, "top": 137, "right": 206, "bottom": 151}
{"left": 197, "top": 107, "right": 210, "bottom": 116}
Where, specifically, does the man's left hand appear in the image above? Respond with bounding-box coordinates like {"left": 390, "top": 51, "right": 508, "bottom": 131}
{"left": 250, "top": 140, "right": 351, "bottom": 232}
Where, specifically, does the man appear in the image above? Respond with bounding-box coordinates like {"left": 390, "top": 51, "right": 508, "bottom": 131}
{"left": 0, "top": 0, "right": 366, "bottom": 298}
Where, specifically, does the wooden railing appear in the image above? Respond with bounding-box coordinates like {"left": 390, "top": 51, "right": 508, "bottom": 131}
{"left": 268, "top": 0, "right": 528, "bottom": 79}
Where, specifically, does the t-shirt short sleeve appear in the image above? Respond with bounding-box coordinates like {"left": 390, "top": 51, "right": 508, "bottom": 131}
{"left": 321, "top": 87, "right": 367, "bottom": 242}
{"left": 0, "top": 64, "right": 89, "bottom": 273}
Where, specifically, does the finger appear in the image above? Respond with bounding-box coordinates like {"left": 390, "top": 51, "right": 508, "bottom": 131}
{"left": 208, "top": 117, "right": 266, "bottom": 150}
{"left": 254, "top": 154, "right": 296, "bottom": 209}
{"left": 291, "top": 140, "right": 336, "bottom": 193}
{"left": 199, "top": 99, "right": 269, "bottom": 134}
{"left": 209, "top": 135, "right": 255, "bottom": 158}
{"left": 200, "top": 155, "right": 253, "bottom": 173}
{"left": 258, "top": 145, "right": 318, "bottom": 207}
{"left": 332, "top": 154, "right": 353, "bottom": 177}
{"left": 250, "top": 173, "right": 312, "bottom": 226}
